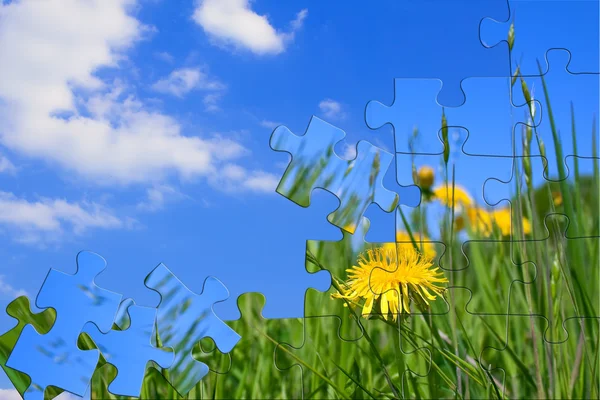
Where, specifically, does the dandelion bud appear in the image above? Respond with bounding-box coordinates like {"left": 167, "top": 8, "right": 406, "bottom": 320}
{"left": 417, "top": 166, "right": 435, "bottom": 190}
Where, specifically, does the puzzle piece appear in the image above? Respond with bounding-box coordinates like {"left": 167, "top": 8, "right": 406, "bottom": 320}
{"left": 0, "top": 296, "right": 55, "bottom": 399}
{"left": 397, "top": 287, "right": 507, "bottom": 399}
{"left": 82, "top": 298, "right": 174, "bottom": 398}
{"left": 481, "top": 316, "right": 600, "bottom": 399}
{"left": 365, "top": 77, "right": 541, "bottom": 155}
{"left": 480, "top": 1, "right": 599, "bottom": 76}
{"left": 507, "top": 50, "right": 599, "bottom": 162}
{"left": 270, "top": 115, "right": 399, "bottom": 235}
{"left": 6, "top": 251, "right": 122, "bottom": 399}
{"left": 274, "top": 315, "right": 404, "bottom": 399}
{"left": 144, "top": 263, "right": 241, "bottom": 397}
{"left": 362, "top": 0, "right": 511, "bottom": 106}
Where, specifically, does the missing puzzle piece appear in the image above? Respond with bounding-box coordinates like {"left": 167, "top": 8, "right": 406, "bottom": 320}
{"left": 144, "top": 263, "right": 241, "bottom": 397}
{"left": 81, "top": 298, "right": 174, "bottom": 398}
{"left": 270, "top": 116, "right": 399, "bottom": 235}
{"left": 6, "top": 251, "right": 122, "bottom": 400}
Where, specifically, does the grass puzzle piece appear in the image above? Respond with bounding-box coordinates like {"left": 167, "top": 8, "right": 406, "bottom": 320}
{"left": 274, "top": 316, "right": 385, "bottom": 400}
{"left": 480, "top": 1, "right": 599, "bottom": 76}
{"left": 398, "top": 287, "right": 508, "bottom": 399}
{"left": 500, "top": 214, "right": 599, "bottom": 342}
{"left": 144, "top": 263, "right": 241, "bottom": 397}
{"left": 82, "top": 298, "right": 174, "bottom": 398}
{"left": 270, "top": 115, "right": 399, "bottom": 235}
{"left": 225, "top": 293, "right": 305, "bottom": 400}
{"left": 365, "top": 77, "right": 540, "bottom": 156}
{"left": 481, "top": 316, "right": 600, "bottom": 399}
{"left": 0, "top": 296, "right": 56, "bottom": 398}
{"left": 507, "top": 50, "right": 599, "bottom": 161}
{"left": 6, "top": 251, "right": 122, "bottom": 400}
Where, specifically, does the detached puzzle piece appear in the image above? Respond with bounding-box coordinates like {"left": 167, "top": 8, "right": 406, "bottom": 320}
{"left": 144, "top": 263, "right": 241, "bottom": 397}
{"left": 82, "top": 298, "right": 174, "bottom": 398}
{"left": 270, "top": 116, "right": 399, "bottom": 234}
{"left": 480, "top": 0, "right": 599, "bottom": 75}
{"left": 6, "top": 251, "right": 122, "bottom": 400}
{"left": 0, "top": 296, "right": 55, "bottom": 398}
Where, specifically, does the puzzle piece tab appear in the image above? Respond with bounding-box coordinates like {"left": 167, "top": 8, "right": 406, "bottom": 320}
{"left": 144, "top": 263, "right": 241, "bottom": 397}
{"left": 270, "top": 116, "right": 399, "bottom": 234}
{"left": 82, "top": 298, "right": 174, "bottom": 398}
{"left": 6, "top": 251, "right": 122, "bottom": 399}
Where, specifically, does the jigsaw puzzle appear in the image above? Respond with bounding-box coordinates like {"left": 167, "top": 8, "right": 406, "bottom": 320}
{"left": 1, "top": 1, "right": 598, "bottom": 399}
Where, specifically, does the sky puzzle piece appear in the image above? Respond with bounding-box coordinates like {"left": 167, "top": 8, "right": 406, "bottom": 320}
{"left": 6, "top": 251, "right": 122, "bottom": 400}
{"left": 480, "top": 0, "right": 599, "bottom": 75}
{"left": 359, "top": 0, "right": 510, "bottom": 106}
{"left": 145, "top": 263, "right": 241, "bottom": 397}
{"left": 365, "top": 77, "right": 541, "bottom": 156}
{"left": 270, "top": 115, "right": 399, "bottom": 235}
{"left": 82, "top": 298, "right": 174, "bottom": 398}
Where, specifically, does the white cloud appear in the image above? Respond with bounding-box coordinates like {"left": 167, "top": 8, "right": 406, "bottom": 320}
{"left": 0, "top": 275, "right": 27, "bottom": 298}
{"left": 0, "top": 0, "right": 274, "bottom": 191}
{"left": 209, "top": 163, "right": 278, "bottom": 193}
{"left": 0, "top": 191, "right": 126, "bottom": 244}
{"left": 259, "top": 120, "right": 281, "bottom": 129}
{"left": 0, "top": 155, "right": 16, "bottom": 174}
{"left": 318, "top": 99, "right": 345, "bottom": 120}
{"left": 192, "top": 0, "right": 307, "bottom": 55}
{"left": 154, "top": 51, "right": 174, "bottom": 63}
{"left": 339, "top": 142, "right": 356, "bottom": 159}
{"left": 151, "top": 67, "right": 225, "bottom": 98}
{"left": 203, "top": 92, "right": 223, "bottom": 112}
{"left": 137, "top": 184, "right": 189, "bottom": 212}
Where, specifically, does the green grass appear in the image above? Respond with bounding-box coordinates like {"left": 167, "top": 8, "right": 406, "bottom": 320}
{"left": 1, "top": 27, "right": 598, "bottom": 399}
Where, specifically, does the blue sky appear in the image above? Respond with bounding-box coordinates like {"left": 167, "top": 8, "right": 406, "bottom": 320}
{"left": 0, "top": 0, "right": 598, "bottom": 392}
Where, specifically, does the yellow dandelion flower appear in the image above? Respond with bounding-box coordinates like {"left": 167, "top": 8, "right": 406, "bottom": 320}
{"left": 433, "top": 184, "right": 473, "bottom": 208}
{"left": 417, "top": 166, "right": 435, "bottom": 190}
{"left": 332, "top": 245, "right": 448, "bottom": 321}
{"left": 466, "top": 207, "right": 532, "bottom": 237}
{"left": 466, "top": 207, "right": 495, "bottom": 236}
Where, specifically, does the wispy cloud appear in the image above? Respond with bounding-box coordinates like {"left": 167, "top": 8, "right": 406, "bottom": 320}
{"left": 192, "top": 0, "right": 307, "bottom": 55}
{"left": 0, "top": 275, "right": 27, "bottom": 299}
{"left": 154, "top": 51, "right": 174, "bottom": 63}
{"left": 318, "top": 99, "right": 345, "bottom": 120}
{"left": 151, "top": 67, "right": 225, "bottom": 98}
{"left": 259, "top": 120, "right": 281, "bottom": 129}
{"left": 0, "top": 191, "right": 127, "bottom": 245}
{"left": 136, "top": 184, "right": 190, "bottom": 212}
{"left": 0, "top": 154, "right": 16, "bottom": 174}
{"left": 209, "top": 163, "right": 279, "bottom": 193}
